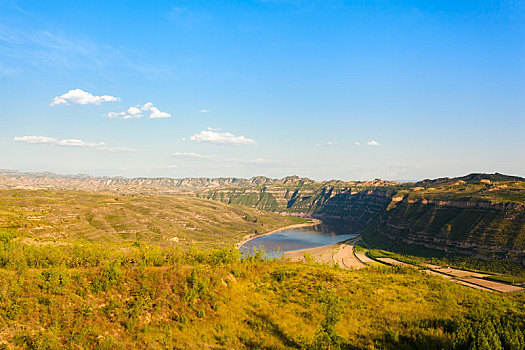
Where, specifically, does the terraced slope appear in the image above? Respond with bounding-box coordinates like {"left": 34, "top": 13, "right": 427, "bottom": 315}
{"left": 0, "top": 189, "right": 305, "bottom": 249}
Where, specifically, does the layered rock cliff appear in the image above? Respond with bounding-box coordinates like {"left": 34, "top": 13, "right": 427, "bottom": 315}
{"left": 198, "top": 180, "right": 400, "bottom": 233}
{"left": 199, "top": 174, "right": 525, "bottom": 264}
{"left": 367, "top": 197, "right": 525, "bottom": 262}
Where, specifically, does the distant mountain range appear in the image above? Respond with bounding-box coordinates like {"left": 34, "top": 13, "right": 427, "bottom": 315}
{"left": 0, "top": 169, "right": 399, "bottom": 193}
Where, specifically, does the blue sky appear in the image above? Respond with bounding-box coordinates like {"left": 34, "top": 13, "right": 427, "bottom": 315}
{"left": 1, "top": 0, "right": 524, "bottom": 181}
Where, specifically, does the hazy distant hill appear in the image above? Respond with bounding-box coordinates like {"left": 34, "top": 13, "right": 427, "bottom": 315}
{"left": 0, "top": 170, "right": 331, "bottom": 193}
{"left": 0, "top": 169, "right": 275, "bottom": 193}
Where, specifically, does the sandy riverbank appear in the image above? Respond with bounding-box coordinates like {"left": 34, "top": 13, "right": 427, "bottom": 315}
{"left": 285, "top": 236, "right": 366, "bottom": 270}
{"left": 235, "top": 218, "right": 322, "bottom": 249}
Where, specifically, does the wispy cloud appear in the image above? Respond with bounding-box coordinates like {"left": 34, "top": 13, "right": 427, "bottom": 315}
{"left": 107, "top": 102, "right": 171, "bottom": 119}
{"left": 0, "top": 61, "right": 17, "bottom": 76}
{"left": 14, "top": 135, "right": 136, "bottom": 152}
{"left": 166, "top": 7, "right": 211, "bottom": 26}
{"left": 355, "top": 141, "right": 381, "bottom": 146}
{"left": 50, "top": 89, "right": 119, "bottom": 106}
{"left": 172, "top": 152, "right": 219, "bottom": 160}
{"left": 172, "top": 152, "right": 270, "bottom": 165}
{"left": 0, "top": 25, "right": 115, "bottom": 69}
{"left": 189, "top": 128, "right": 257, "bottom": 146}
{"left": 199, "top": 109, "right": 209, "bottom": 113}
{"left": 0, "top": 24, "right": 172, "bottom": 78}
{"left": 315, "top": 141, "right": 337, "bottom": 147}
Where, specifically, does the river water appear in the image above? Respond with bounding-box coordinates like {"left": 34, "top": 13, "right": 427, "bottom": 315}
{"left": 239, "top": 221, "right": 358, "bottom": 259}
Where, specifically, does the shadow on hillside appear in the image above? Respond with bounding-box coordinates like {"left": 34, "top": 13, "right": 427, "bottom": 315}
{"left": 311, "top": 189, "right": 394, "bottom": 235}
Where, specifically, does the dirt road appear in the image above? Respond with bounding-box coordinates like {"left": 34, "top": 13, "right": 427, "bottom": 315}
{"left": 284, "top": 237, "right": 366, "bottom": 270}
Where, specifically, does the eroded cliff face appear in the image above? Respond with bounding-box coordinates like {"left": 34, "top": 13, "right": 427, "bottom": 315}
{"left": 367, "top": 197, "right": 525, "bottom": 263}
{"left": 198, "top": 177, "right": 525, "bottom": 264}
{"left": 198, "top": 184, "right": 399, "bottom": 234}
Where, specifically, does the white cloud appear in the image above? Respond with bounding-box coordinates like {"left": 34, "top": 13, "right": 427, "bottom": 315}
{"left": 50, "top": 89, "right": 119, "bottom": 106}
{"left": 189, "top": 129, "right": 256, "bottom": 146}
{"left": 56, "top": 139, "right": 87, "bottom": 147}
{"left": 107, "top": 112, "right": 124, "bottom": 119}
{"left": 14, "top": 135, "right": 136, "bottom": 152}
{"left": 316, "top": 141, "right": 337, "bottom": 147}
{"left": 355, "top": 141, "right": 380, "bottom": 146}
{"left": 127, "top": 106, "right": 142, "bottom": 115}
{"left": 149, "top": 107, "right": 171, "bottom": 119}
{"left": 199, "top": 109, "right": 209, "bottom": 113}
{"left": 14, "top": 136, "right": 58, "bottom": 144}
{"left": 106, "top": 102, "right": 171, "bottom": 119}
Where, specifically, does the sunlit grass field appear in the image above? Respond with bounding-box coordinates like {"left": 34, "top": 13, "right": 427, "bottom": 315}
{"left": 0, "top": 245, "right": 523, "bottom": 349}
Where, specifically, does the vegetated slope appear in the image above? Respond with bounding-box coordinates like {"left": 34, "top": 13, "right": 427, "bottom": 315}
{"left": 0, "top": 189, "right": 305, "bottom": 249}
{"left": 0, "top": 244, "right": 523, "bottom": 349}
{"left": 417, "top": 173, "right": 525, "bottom": 187}
{"left": 364, "top": 177, "right": 525, "bottom": 264}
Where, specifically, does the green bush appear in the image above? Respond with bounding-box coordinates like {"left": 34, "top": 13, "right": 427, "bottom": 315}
{"left": 314, "top": 288, "right": 342, "bottom": 349}
{"left": 39, "top": 268, "right": 70, "bottom": 294}
{"left": 0, "top": 229, "right": 17, "bottom": 244}
{"left": 91, "top": 261, "right": 121, "bottom": 293}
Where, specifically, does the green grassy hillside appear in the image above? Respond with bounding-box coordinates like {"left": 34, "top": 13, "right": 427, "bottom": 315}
{"left": 0, "top": 243, "right": 523, "bottom": 349}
